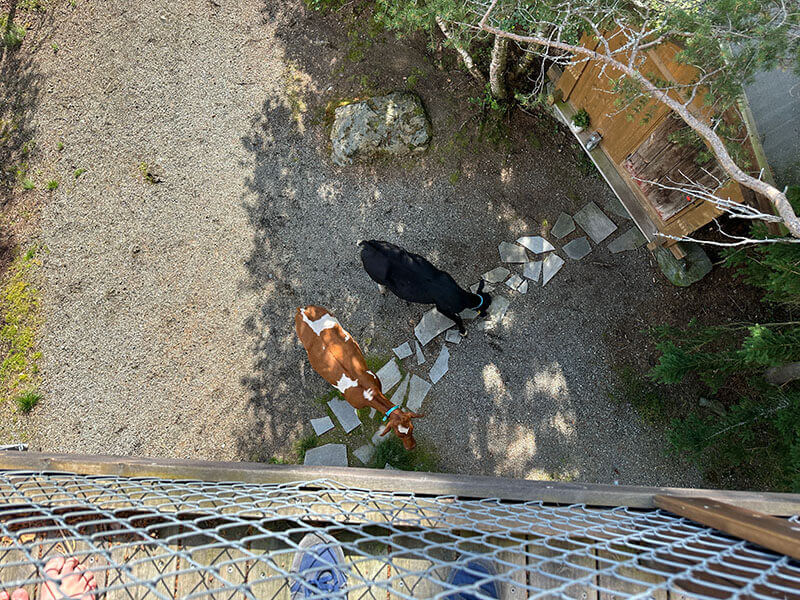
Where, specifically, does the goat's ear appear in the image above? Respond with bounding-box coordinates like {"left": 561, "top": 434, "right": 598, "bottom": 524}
{"left": 477, "top": 280, "right": 485, "bottom": 294}
{"left": 380, "top": 424, "right": 392, "bottom": 436}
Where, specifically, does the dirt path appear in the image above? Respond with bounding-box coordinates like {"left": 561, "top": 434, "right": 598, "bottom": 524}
{"left": 20, "top": 0, "right": 709, "bottom": 486}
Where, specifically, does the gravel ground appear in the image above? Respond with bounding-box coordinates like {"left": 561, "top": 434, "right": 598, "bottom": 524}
{"left": 20, "top": 0, "right": 706, "bottom": 486}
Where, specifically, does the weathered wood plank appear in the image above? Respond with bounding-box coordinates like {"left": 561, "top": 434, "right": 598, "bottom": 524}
{"left": 526, "top": 540, "right": 598, "bottom": 599}
{"left": 655, "top": 495, "right": 800, "bottom": 561}
{"left": 1, "top": 452, "right": 799, "bottom": 516}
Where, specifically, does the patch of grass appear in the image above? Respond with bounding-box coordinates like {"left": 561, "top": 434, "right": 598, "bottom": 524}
{"left": 21, "top": 178, "right": 34, "bottom": 190}
{"left": 51, "top": 42, "right": 59, "bottom": 53}
{"left": 73, "top": 168, "right": 86, "bottom": 179}
{"left": 608, "top": 365, "right": 670, "bottom": 426}
{"left": 14, "top": 390, "right": 40, "bottom": 413}
{"left": 46, "top": 180, "right": 58, "bottom": 191}
{"left": 575, "top": 152, "right": 599, "bottom": 177}
{"left": 56, "top": 141, "right": 64, "bottom": 151}
{"left": 0, "top": 246, "right": 42, "bottom": 403}
{"left": 448, "top": 172, "right": 460, "bottom": 185}
{"left": 268, "top": 456, "right": 290, "bottom": 465}
{"left": 528, "top": 133, "right": 542, "bottom": 150}
{"left": 1, "top": 14, "right": 26, "bottom": 49}
{"left": 369, "top": 436, "right": 437, "bottom": 472}
{"left": 294, "top": 433, "right": 319, "bottom": 462}
{"left": 405, "top": 67, "right": 426, "bottom": 90}
{"left": 19, "top": 0, "right": 46, "bottom": 11}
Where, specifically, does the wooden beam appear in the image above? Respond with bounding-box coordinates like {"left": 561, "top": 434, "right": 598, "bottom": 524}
{"left": 655, "top": 495, "right": 800, "bottom": 560}
{"left": 0, "top": 452, "right": 799, "bottom": 516}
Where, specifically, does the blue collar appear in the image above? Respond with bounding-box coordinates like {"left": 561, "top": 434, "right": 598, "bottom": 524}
{"left": 382, "top": 405, "right": 399, "bottom": 422}
{"left": 473, "top": 295, "right": 484, "bottom": 310}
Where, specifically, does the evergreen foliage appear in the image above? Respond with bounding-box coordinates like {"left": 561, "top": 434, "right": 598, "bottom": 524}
{"left": 650, "top": 189, "right": 800, "bottom": 491}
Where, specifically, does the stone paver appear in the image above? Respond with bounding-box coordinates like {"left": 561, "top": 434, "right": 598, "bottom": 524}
{"left": 516, "top": 236, "right": 555, "bottom": 254}
{"left": 471, "top": 282, "right": 495, "bottom": 293}
{"left": 505, "top": 274, "right": 524, "bottom": 290}
{"left": 415, "top": 341, "right": 426, "bottom": 365}
{"left": 407, "top": 375, "right": 431, "bottom": 411}
{"left": 574, "top": 201, "right": 617, "bottom": 243}
{"left": 518, "top": 280, "right": 528, "bottom": 294}
{"left": 542, "top": 254, "right": 565, "bottom": 286}
{"left": 552, "top": 213, "right": 576, "bottom": 238}
{"left": 563, "top": 236, "right": 592, "bottom": 260}
{"left": 310, "top": 416, "right": 334, "bottom": 436}
{"left": 523, "top": 261, "right": 542, "bottom": 282}
{"left": 414, "top": 308, "right": 455, "bottom": 346}
{"left": 445, "top": 329, "right": 463, "bottom": 344}
{"left": 477, "top": 295, "right": 510, "bottom": 331}
{"left": 459, "top": 308, "right": 478, "bottom": 321}
{"left": 429, "top": 345, "right": 450, "bottom": 384}
{"left": 327, "top": 398, "right": 361, "bottom": 433}
{"left": 372, "top": 428, "right": 386, "bottom": 445}
{"left": 376, "top": 358, "right": 402, "bottom": 392}
{"left": 384, "top": 463, "right": 398, "bottom": 470}
{"left": 392, "top": 341, "right": 412, "bottom": 360}
{"left": 608, "top": 227, "right": 646, "bottom": 253}
{"left": 482, "top": 267, "right": 510, "bottom": 284}
{"left": 390, "top": 373, "right": 410, "bottom": 406}
{"left": 304, "top": 443, "right": 347, "bottom": 467}
{"left": 498, "top": 241, "right": 528, "bottom": 263}
{"left": 353, "top": 443, "right": 375, "bottom": 465}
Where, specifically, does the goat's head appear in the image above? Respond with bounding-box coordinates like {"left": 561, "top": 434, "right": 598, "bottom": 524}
{"left": 380, "top": 409, "right": 424, "bottom": 450}
{"left": 474, "top": 280, "right": 492, "bottom": 317}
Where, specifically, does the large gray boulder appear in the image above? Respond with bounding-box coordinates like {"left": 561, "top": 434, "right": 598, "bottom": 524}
{"left": 330, "top": 92, "right": 431, "bottom": 166}
{"left": 654, "top": 243, "right": 712, "bottom": 287}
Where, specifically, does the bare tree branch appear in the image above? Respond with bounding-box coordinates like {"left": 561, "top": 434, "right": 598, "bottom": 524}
{"left": 475, "top": 1, "right": 800, "bottom": 239}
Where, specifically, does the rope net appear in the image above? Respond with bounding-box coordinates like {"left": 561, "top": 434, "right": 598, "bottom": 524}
{"left": 0, "top": 471, "right": 797, "bottom": 599}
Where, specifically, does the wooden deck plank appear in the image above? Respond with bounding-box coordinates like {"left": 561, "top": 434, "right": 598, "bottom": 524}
{"left": 526, "top": 540, "right": 598, "bottom": 600}
{"left": 655, "top": 496, "right": 800, "bottom": 561}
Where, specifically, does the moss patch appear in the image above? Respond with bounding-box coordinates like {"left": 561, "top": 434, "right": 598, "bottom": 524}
{"left": 0, "top": 245, "right": 42, "bottom": 404}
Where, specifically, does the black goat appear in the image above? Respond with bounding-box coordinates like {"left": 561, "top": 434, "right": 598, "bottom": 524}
{"left": 358, "top": 240, "right": 491, "bottom": 334}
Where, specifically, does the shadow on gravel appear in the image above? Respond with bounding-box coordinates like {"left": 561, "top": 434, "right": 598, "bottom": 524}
{"left": 1, "top": 0, "right": 49, "bottom": 207}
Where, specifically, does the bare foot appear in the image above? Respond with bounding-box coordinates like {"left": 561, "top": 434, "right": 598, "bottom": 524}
{"left": 40, "top": 557, "right": 96, "bottom": 600}
{"left": 0, "top": 588, "right": 31, "bottom": 600}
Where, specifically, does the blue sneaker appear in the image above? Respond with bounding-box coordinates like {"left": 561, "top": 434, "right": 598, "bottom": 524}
{"left": 445, "top": 559, "right": 499, "bottom": 600}
{"left": 290, "top": 532, "right": 347, "bottom": 599}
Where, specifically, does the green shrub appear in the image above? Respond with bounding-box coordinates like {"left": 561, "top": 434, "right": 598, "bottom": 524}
{"left": 572, "top": 108, "right": 590, "bottom": 129}
{"left": 46, "top": 180, "right": 58, "bottom": 191}
{"left": 1, "top": 15, "right": 26, "bottom": 49}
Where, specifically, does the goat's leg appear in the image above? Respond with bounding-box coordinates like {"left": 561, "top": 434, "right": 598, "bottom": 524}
{"left": 440, "top": 309, "right": 466, "bottom": 335}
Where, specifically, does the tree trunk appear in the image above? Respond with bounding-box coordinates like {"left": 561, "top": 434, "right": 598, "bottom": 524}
{"left": 489, "top": 35, "right": 508, "bottom": 99}
{"left": 512, "top": 44, "right": 536, "bottom": 81}
{"left": 435, "top": 17, "right": 485, "bottom": 84}
{"left": 765, "top": 362, "right": 800, "bottom": 386}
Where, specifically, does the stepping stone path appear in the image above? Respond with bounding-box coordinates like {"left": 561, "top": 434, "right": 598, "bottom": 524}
{"left": 429, "top": 346, "right": 450, "bottom": 384}
{"left": 328, "top": 398, "right": 361, "bottom": 433}
{"left": 305, "top": 199, "right": 645, "bottom": 467}
{"left": 477, "top": 296, "right": 510, "bottom": 331}
{"left": 310, "top": 416, "right": 335, "bottom": 436}
{"left": 390, "top": 374, "right": 410, "bottom": 405}
{"left": 445, "top": 329, "right": 462, "bottom": 344}
{"left": 393, "top": 342, "right": 413, "bottom": 360}
{"left": 407, "top": 375, "right": 431, "bottom": 411}
{"left": 304, "top": 444, "right": 347, "bottom": 467}
{"left": 498, "top": 242, "right": 528, "bottom": 263}
{"left": 605, "top": 196, "right": 632, "bottom": 221}
{"left": 415, "top": 341, "right": 426, "bottom": 364}
{"left": 482, "top": 267, "right": 510, "bottom": 284}
{"left": 415, "top": 308, "right": 455, "bottom": 346}
{"left": 563, "top": 237, "right": 592, "bottom": 260}
{"left": 516, "top": 236, "right": 555, "bottom": 254}
{"left": 552, "top": 213, "right": 576, "bottom": 238}
{"left": 574, "top": 201, "right": 618, "bottom": 243}
{"left": 505, "top": 274, "right": 525, "bottom": 291}
{"left": 523, "top": 261, "right": 542, "bottom": 282}
{"left": 376, "top": 358, "right": 402, "bottom": 392}
{"left": 542, "top": 254, "right": 565, "bottom": 286}
{"left": 608, "top": 227, "right": 646, "bottom": 253}
{"left": 353, "top": 443, "right": 375, "bottom": 465}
